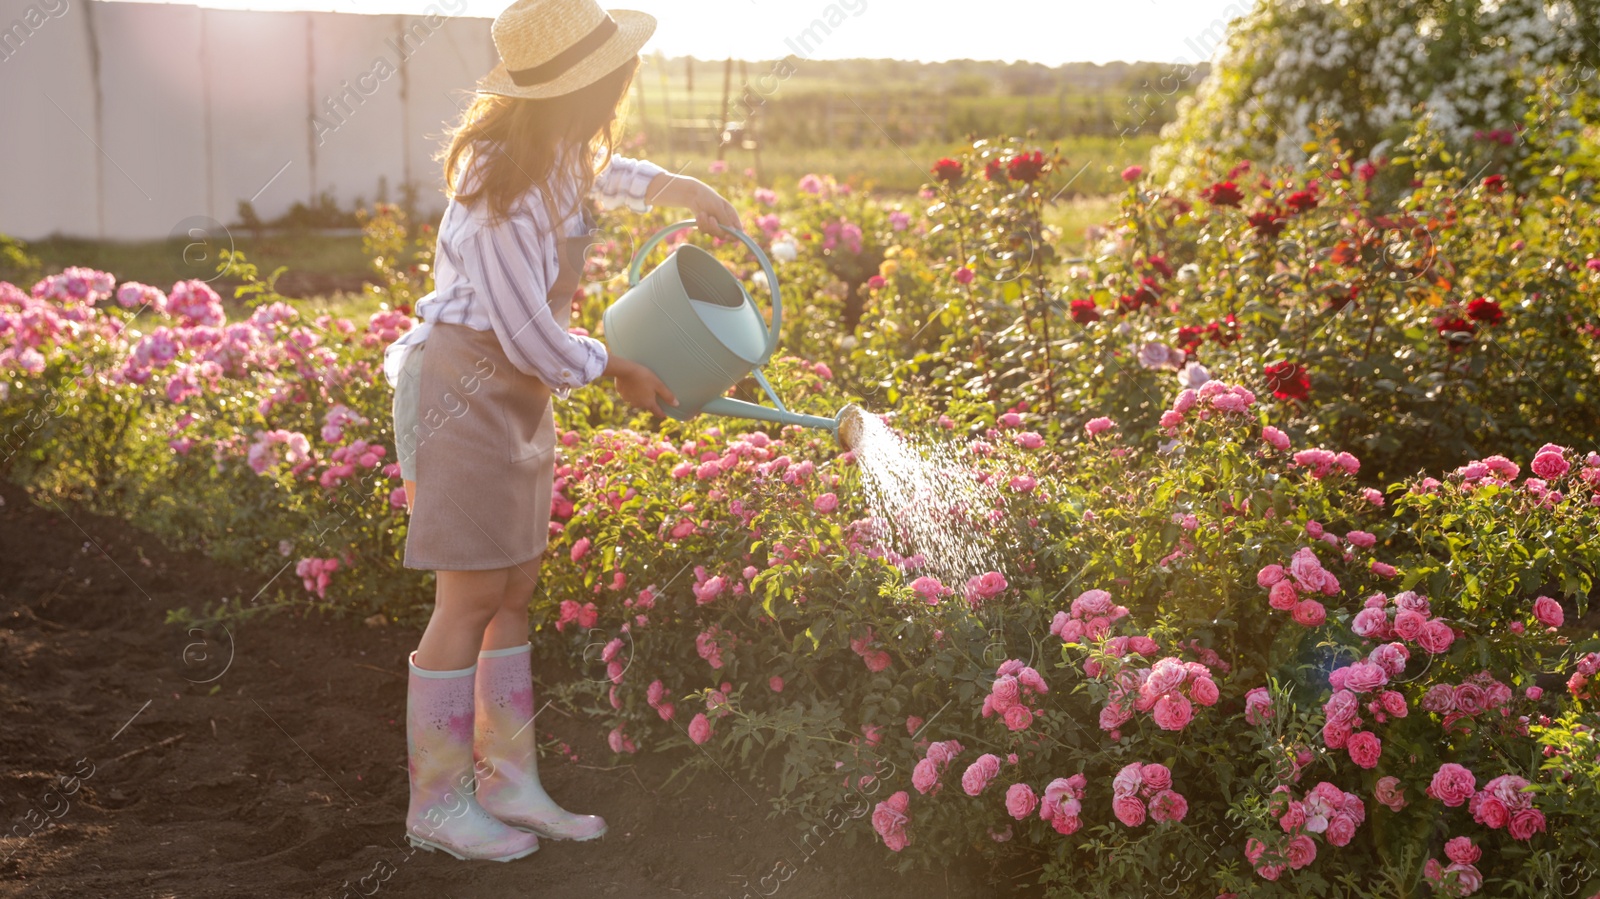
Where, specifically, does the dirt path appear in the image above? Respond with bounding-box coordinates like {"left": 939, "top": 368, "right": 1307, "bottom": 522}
{"left": 0, "top": 480, "right": 1015, "bottom": 899}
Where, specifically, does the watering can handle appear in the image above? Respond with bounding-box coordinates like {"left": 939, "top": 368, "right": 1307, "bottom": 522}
{"left": 628, "top": 220, "right": 783, "bottom": 365}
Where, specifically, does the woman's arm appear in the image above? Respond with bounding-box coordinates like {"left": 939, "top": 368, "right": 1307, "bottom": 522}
{"left": 590, "top": 152, "right": 744, "bottom": 237}
{"left": 643, "top": 172, "right": 744, "bottom": 237}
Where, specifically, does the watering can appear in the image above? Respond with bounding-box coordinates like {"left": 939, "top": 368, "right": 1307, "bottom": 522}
{"left": 602, "top": 220, "right": 864, "bottom": 449}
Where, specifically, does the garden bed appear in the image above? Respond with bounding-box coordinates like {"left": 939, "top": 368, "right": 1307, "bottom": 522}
{"left": 0, "top": 477, "right": 1010, "bottom": 898}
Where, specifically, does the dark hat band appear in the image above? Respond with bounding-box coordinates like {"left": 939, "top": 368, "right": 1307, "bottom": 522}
{"left": 507, "top": 14, "right": 618, "bottom": 87}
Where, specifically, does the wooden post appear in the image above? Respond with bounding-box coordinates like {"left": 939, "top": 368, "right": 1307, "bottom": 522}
{"left": 631, "top": 67, "right": 649, "bottom": 152}
{"left": 657, "top": 51, "right": 675, "bottom": 161}
{"left": 717, "top": 56, "right": 733, "bottom": 162}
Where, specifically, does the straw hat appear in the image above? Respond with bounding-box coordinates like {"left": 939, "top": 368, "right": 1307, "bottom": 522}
{"left": 477, "top": 0, "right": 655, "bottom": 100}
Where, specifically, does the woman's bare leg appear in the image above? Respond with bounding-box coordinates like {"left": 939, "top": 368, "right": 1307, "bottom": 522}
{"left": 482, "top": 558, "right": 540, "bottom": 652}
{"left": 414, "top": 567, "right": 510, "bottom": 670}
{"left": 403, "top": 478, "right": 416, "bottom": 513}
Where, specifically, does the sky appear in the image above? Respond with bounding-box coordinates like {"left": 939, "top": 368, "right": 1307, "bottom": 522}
{"left": 93, "top": 0, "right": 1259, "bottom": 65}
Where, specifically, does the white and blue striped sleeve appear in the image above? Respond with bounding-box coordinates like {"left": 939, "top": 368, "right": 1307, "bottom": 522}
{"left": 591, "top": 154, "right": 668, "bottom": 212}
{"left": 462, "top": 214, "right": 608, "bottom": 391}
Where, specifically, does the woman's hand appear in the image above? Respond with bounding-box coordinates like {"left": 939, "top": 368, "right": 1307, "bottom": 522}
{"left": 602, "top": 354, "right": 678, "bottom": 417}
{"left": 648, "top": 174, "right": 744, "bottom": 237}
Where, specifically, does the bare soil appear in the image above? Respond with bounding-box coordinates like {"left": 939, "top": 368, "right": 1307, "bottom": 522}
{"left": 0, "top": 479, "right": 1017, "bottom": 899}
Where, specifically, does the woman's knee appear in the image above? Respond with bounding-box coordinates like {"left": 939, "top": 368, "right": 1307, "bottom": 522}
{"left": 501, "top": 559, "right": 541, "bottom": 609}
{"left": 436, "top": 568, "right": 510, "bottom": 623}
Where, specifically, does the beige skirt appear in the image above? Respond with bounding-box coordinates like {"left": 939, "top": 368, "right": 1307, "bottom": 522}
{"left": 399, "top": 322, "right": 556, "bottom": 571}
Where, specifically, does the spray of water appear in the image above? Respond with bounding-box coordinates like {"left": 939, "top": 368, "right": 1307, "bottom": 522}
{"left": 848, "top": 413, "right": 1007, "bottom": 589}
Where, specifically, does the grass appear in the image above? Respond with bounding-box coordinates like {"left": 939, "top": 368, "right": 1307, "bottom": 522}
{"left": 637, "top": 135, "right": 1159, "bottom": 197}
{"left": 10, "top": 232, "right": 371, "bottom": 294}
{"left": 6, "top": 139, "right": 1143, "bottom": 292}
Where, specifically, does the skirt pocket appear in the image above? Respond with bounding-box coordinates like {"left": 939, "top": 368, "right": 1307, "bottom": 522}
{"left": 499, "top": 378, "right": 556, "bottom": 465}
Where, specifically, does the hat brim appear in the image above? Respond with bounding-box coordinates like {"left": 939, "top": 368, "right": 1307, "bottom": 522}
{"left": 477, "top": 9, "right": 655, "bottom": 100}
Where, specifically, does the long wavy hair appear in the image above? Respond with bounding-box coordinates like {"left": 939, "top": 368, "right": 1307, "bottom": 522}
{"left": 439, "top": 56, "right": 639, "bottom": 228}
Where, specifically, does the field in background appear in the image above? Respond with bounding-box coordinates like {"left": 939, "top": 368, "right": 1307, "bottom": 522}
{"left": 5, "top": 56, "right": 1195, "bottom": 293}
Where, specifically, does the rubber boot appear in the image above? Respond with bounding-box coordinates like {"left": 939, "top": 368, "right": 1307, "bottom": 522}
{"left": 473, "top": 643, "right": 607, "bottom": 841}
{"left": 404, "top": 650, "right": 541, "bottom": 861}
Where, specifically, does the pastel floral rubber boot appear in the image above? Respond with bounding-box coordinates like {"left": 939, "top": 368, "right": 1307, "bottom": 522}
{"left": 405, "top": 650, "right": 541, "bottom": 861}
{"left": 473, "top": 643, "right": 608, "bottom": 841}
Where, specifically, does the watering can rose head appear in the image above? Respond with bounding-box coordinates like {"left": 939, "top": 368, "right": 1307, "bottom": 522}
{"left": 602, "top": 220, "right": 864, "bottom": 449}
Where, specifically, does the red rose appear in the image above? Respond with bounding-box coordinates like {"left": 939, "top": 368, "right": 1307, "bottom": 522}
{"left": 1201, "top": 180, "right": 1244, "bottom": 207}
{"left": 984, "top": 159, "right": 1007, "bottom": 182}
{"left": 931, "top": 157, "right": 964, "bottom": 184}
{"left": 1175, "top": 325, "right": 1206, "bottom": 353}
{"left": 1285, "top": 189, "right": 1319, "bottom": 213}
{"left": 1483, "top": 174, "right": 1507, "bottom": 194}
{"left": 1207, "top": 315, "right": 1239, "bottom": 346}
{"left": 1434, "top": 315, "right": 1476, "bottom": 349}
{"left": 1248, "top": 209, "right": 1287, "bottom": 239}
{"left": 1069, "top": 299, "right": 1101, "bottom": 324}
{"left": 1006, "top": 151, "right": 1047, "bottom": 183}
{"left": 1466, "top": 297, "right": 1504, "bottom": 325}
{"left": 1132, "top": 277, "right": 1160, "bottom": 307}
{"left": 1264, "top": 361, "right": 1310, "bottom": 402}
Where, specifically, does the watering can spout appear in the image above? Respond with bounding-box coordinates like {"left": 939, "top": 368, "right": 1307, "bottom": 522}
{"left": 697, "top": 398, "right": 866, "bottom": 451}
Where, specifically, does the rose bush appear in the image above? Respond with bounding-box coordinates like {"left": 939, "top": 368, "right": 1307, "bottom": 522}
{"left": 4, "top": 133, "right": 1600, "bottom": 898}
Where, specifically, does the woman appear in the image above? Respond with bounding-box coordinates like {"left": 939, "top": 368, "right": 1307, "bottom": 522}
{"left": 383, "top": 0, "right": 741, "bottom": 862}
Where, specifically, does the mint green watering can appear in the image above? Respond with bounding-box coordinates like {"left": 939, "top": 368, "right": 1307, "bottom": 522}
{"left": 602, "top": 220, "right": 864, "bottom": 449}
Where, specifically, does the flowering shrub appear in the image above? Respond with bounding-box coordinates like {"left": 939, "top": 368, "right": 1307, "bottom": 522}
{"left": 5, "top": 143, "right": 1600, "bottom": 899}
{"left": 1150, "top": 0, "right": 1600, "bottom": 183}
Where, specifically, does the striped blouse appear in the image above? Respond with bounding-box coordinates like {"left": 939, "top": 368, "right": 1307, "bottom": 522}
{"left": 382, "top": 148, "right": 666, "bottom": 393}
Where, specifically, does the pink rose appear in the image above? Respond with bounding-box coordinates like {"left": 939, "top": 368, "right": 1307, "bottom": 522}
{"left": 910, "top": 575, "right": 946, "bottom": 604}
{"left": 1418, "top": 619, "right": 1456, "bottom": 654}
{"left": 1262, "top": 425, "right": 1291, "bottom": 451}
{"left": 1324, "top": 812, "right": 1358, "bottom": 847}
{"left": 1292, "top": 599, "right": 1327, "bottom": 627}
{"left": 1445, "top": 836, "right": 1480, "bottom": 865}
{"left": 1507, "top": 807, "right": 1546, "bottom": 840}
{"left": 871, "top": 791, "right": 911, "bottom": 852}
{"left": 1347, "top": 731, "right": 1382, "bottom": 768}
{"left": 1244, "top": 687, "right": 1274, "bottom": 725}
{"left": 1112, "top": 762, "right": 1144, "bottom": 797}
{"left": 1190, "top": 676, "right": 1220, "bottom": 706}
{"left": 1530, "top": 450, "right": 1570, "bottom": 480}
{"left": 1005, "top": 783, "right": 1038, "bottom": 819}
{"left": 769, "top": 676, "right": 785, "bottom": 692}
{"left": 961, "top": 754, "right": 1002, "bottom": 796}
{"left": 1427, "top": 763, "right": 1477, "bottom": 807}
{"left": 1257, "top": 564, "right": 1287, "bottom": 587}
{"left": 1148, "top": 789, "right": 1188, "bottom": 823}
{"left": 1442, "top": 862, "right": 1483, "bottom": 896}
{"left": 688, "top": 712, "right": 711, "bottom": 745}
{"left": 813, "top": 492, "right": 839, "bottom": 513}
{"left": 1152, "top": 693, "right": 1194, "bottom": 731}
{"left": 1113, "top": 794, "right": 1147, "bottom": 827}
{"left": 1289, "top": 547, "right": 1324, "bottom": 591}
{"left": 1140, "top": 763, "right": 1172, "bottom": 792}
{"left": 911, "top": 758, "right": 940, "bottom": 794}
{"left": 1085, "top": 416, "right": 1116, "bottom": 436}
{"left": 1352, "top": 607, "right": 1390, "bottom": 638}
{"left": 1002, "top": 704, "right": 1034, "bottom": 732}
{"left": 1394, "top": 609, "right": 1427, "bottom": 642}
{"left": 1285, "top": 834, "right": 1317, "bottom": 870}
{"left": 1532, "top": 595, "right": 1564, "bottom": 628}
{"left": 1420, "top": 683, "right": 1457, "bottom": 715}
{"left": 1342, "top": 661, "right": 1389, "bottom": 694}
{"left": 1473, "top": 795, "right": 1509, "bottom": 829}
{"left": 1375, "top": 776, "right": 1406, "bottom": 811}
{"left": 1268, "top": 580, "right": 1299, "bottom": 610}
